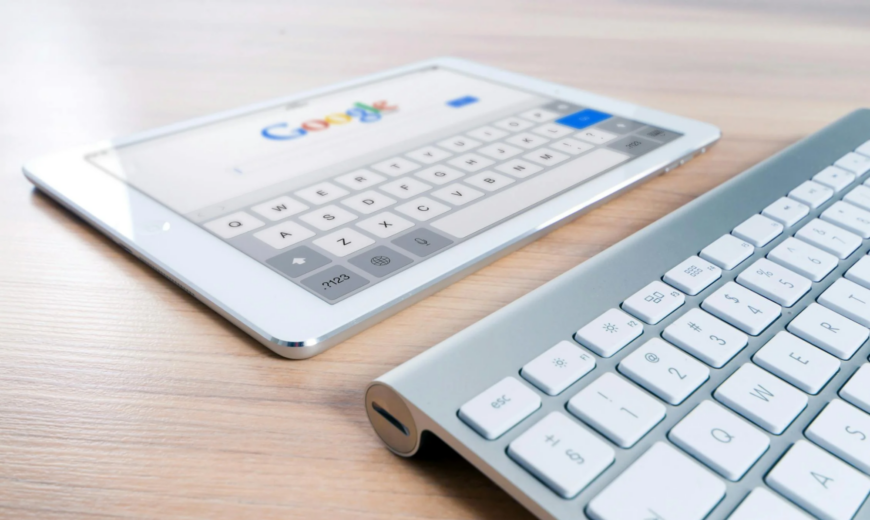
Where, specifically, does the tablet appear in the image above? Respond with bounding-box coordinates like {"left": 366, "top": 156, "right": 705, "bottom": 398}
{"left": 24, "top": 57, "right": 720, "bottom": 358}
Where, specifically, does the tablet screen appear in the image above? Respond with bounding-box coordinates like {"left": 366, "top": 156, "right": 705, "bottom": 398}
{"left": 87, "top": 66, "right": 681, "bottom": 303}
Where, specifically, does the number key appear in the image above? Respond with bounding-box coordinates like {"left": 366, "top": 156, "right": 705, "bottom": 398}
{"left": 663, "top": 308, "right": 748, "bottom": 368}
{"left": 701, "top": 282, "right": 781, "bottom": 335}
{"left": 736, "top": 258, "right": 811, "bottom": 307}
{"left": 618, "top": 338, "right": 709, "bottom": 405}
{"left": 767, "top": 237, "right": 838, "bottom": 282}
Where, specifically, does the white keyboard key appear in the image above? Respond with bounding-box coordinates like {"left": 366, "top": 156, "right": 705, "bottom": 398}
{"left": 521, "top": 341, "right": 596, "bottom": 396}
{"left": 492, "top": 117, "right": 534, "bottom": 132}
{"left": 551, "top": 137, "right": 594, "bottom": 156}
{"left": 814, "top": 165, "right": 856, "bottom": 192}
{"left": 700, "top": 234, "right": 754, "bottom": 270}
{"left": 858, "top": 140, "right": 870, "bottom": 157}
{"left": 842, "top": 364, "right": 870, "bottom": 414}
{"left": 702, "top": 282, "right": 781, "bottom": 335}
{"left": 298, "top": 204, "right": 357, "bottom": 231}
{"left": 355, "top": 211, "right": 414, "bottom": 238}
{"left": 379, "top": 177, "right": 432, "bottom": 199}
{"left": 494, "top": 159, "right": 543, "bottom": 179}
{"left": 714, "top": 363, "right": 807, "bottom": 434}
{"left": 370, "top": 156, "right": 421, "bottom": 177}
{"left": 822, "top": 201, "right": 870, "bottom": 238}
{"left": 252, "top": 221, "right": 315, "bottom": 249}
{"left": 430, "top": 184, "right": 483, "bottom": 206}
{"left": 663, "top": 308, "right": 748, "bottom": 368}
{"left": 204, "top": 211, "right": 265, "bottom": 239}
{"left": 622, "top": 281, "right": 685, "bottom": 325}
{"left": 806, "top": 399, "right": 870, "bottom": 474}
{"left": 334, "top": 169, "right": 387, "bottom": 191}
{"left": 789, "top": 180, "right": 834, "bottom": 209}
{"left": 767, "top": 440, "right": 870, "bottom": 520}
{"left": 795, "top": 218, "right": 862, "bottom": 259}
{"left": 618, "top": 338, "right": 709, "bottom": 405}
{"left": 523, "top": 148, "right": 570, "bottom": 167}
{"left": 405, "top": 145, "right": 452, "bottom": 165}
{"left": 844, "top": 184, "right": 870, "bottom": 211}
{"left": 788, "top": 303, "right": 868, "bottom": 360}
{"left": 250, "top": 195, "right": 308, "bottom": 221}
{"left": 753, "top": 331, "right": 840, "bottom": 394}
{"left": 295, "top": 181, "right": 349, "bottom": 205}
{"left": 663, "top": 255, "right": 722, "bottom": 295}
{"left": 464, "top": 171, "right": 515, "bottom": 192}
{"left": 414, "top": 165, "right": 464, "bottom": 185}
{"left": 394, "top": 197, "right": 451, "bottom": 222}
{"left": 819, "top": 278, "right": 870, "bottom": 327}
{"left": 669, "top": 400, "right": 769, "bottom": 481}
{"left": 340, "top": 190, "right": 396, "bottom": 215}
{"left": 574, "top": 308, "right": 644, "bottom": 358}
{"left": 836, "top": 151, "right": 870, "bottom": 175}
{"left": 531, "top": 123, "right": 574, "bottom": 139}
{"left": 586, "top": 442, "right": 725, "bottom": 520}
{"left": 732, "top": 214, "right": 784, "bottom": 247}
{"left": 447, "top": 153, "right": 494, "bottom": 173}
{"left": 574, "top": 128, "right": 618, "bottom": 145}
{"left": 436, "top": 135, "right": 482, "bottom": 153}
{"left": 465, "top": 125, "right": 507, "bottom": 142}
{"left": 728, "top": 487, "right": 813, "bottom": 520}
{"left": 567, "top": 373, "right": 665, "bottom": 448}
{"left": 505, "top": 132, "right": 550, "bottom": 150}
{"left": 507, "top": 412, "right": 614, "bottom": 498}
{"left": 736, "top": 258, "right": 811, "bottom": 307}
{"left": 458, "top": 377, "right": 541, "bottom": 440}
{"left": 846, "top": 256, "right": 870, "bottom": 289}
{"left": 518, "top": 108, "right": 559, "bottom": 123}
{"left": 312, "top": 228, "right": 374, "bottom": 257}
{"left": 768, "top": 237, "right": 838, "bottom": 282}
{"left": 477, "top": 142, "right": 523, "bottom": 160}
{"left": 762, "top": 196, "right": 810, "bottom": 227}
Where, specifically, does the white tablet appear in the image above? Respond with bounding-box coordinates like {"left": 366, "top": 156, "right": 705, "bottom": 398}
{"left": 24, "top": 57, "right": 720, "bottom": 359}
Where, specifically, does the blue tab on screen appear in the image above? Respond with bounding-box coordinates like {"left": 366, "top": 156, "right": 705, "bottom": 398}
{"left": 446, "top": 96, "right": 479, "bottom": 108}
{"left": 556, "top": 109, "right": 612, "bottom": 129}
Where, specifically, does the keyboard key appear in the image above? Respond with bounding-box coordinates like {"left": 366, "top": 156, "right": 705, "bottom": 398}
{"left": 447, "top": 153, "right": 494, "bottom": 173}
{"left": 436, "top": 135, "right": 482, "bottom": 153}
{"left": 340, "top": 190, "right": 396, "bottom": 214}
{"left": 819, "top": 278, "right": 870, "bottom": 327}
{"left": 252, "top": 221, "right": 315, "bottom": 249}
{"left": 371, "top": 156, "right": 421, "bottom": 177}
{"left": 668, "top": 400, "right": 769, "bottom": 481}
{"left": 841, "top": 364, "right": 870, "bottom": 414}
{"left": 806, "top": 399, "right": 870, "bottom": 474}
{"left": 795, "top": 218, "right": 861, "bottom": 259}
{"left": 494, "top": 159, "right": 543, "bottom": 179}
{"left": 702, "top": 282, "right": 781, "bottom": 335}
{"left": 663, "top": 308, "right": 748, "bottom": 368}
{"left": 507, "top": 412, "right": 614, "bottom": 498}
{"left": 295, "top": 181, "right": 349, "bottom": 205}
{"left": 414, "top": 165, "right": 465, "bottom": 185}
{"left": 506, "top": 132, "right": 550, "bottom": 150}
{"left": 334, "top": 169, "right": 387, "bottom": 191}
{"left": 394, "top": 197, "right": 450, "bottom": 221}
{"left": 622, "top": 281, "right": 685, "bottom": 325}
{"left": 663, "top": 255, "right": 722, "bottom": 295}
{"left": 567, "top": 372, "right": 665, "bottom": 448}
{"left": 521, "top": 341, "right": 596, "bottom": 396}
{"left": 550, "top": 137, "right": 594, "bottom": 156}
{"left": 355, "top": 211, "right": 414, "bottom": 238}
{"left": 312, "top": 228, "right": 375, "bottom": 257}
{"left": 766, "top": 440, "right": 870, "bottom": 520}
{"left": 391, "top": 228, "right": 452, "bottom": 257}
{"left": 531, "top": 123, "right": 574, "bottom": 139}
{"left": 731, "top": 213, "right": 783, "bottom": 247}
{"left": 204, "top": 211, "right": 264, "bottom": 239}
{"left": 458, "top": 377, "right": 541, "bottom": 440}
{"left": 300, "top": 264, "right": 369, "bottom": 300}
{"left": 477, "top": 142, "right": 523, "bottom": 160}
{"left": 299, "top": 204, "right": 357, "bottom": 231}
{"left": 379, "top": 178, "right": 432, "bottom": 199}
{"left": 762, "top": 196, "right": 810, "bottom": 227}
{"left": 574, "top": 308, "right": 644, "bottom": 358}
{"left": 768, "top": 237, "right": 838, "bottom": 282}
{"left": 846, "top": 256, "right": 870, "bottom": 289}
{"left": 349, "top": 245, "right": 412, "bottom": 278}
{"left": 586, "top": 442, "right": 725, "bottom": 520}
{"left": 788, "top": 303, "right": 869, "bottom": 360}
{"left": 466, "top": 125, "right": 508, "bottom": 142}
{"left": 618, "top": 338, "right": 709, "bottom": 405}
{"left": 518, "top": 108, "right": 559, "bottom": 123}
{"left": 822, "top": 201, "right": 870, "bottom": 238}
{"left": 714, "top": 363, "right": 807, "bottom": 434}
{"left": 266, "top": 245, "right": 331, "bottom": 278}
{"left": 789, "top": 180, "right": 834, "bottom": 209}
{"left": 405, "top": 145, "right": 453, "bottom": 164}
{"left": 700, "top": 234, "right": 754, "bottom": 270}
{"left": 492, "top": 117, "right": 534, "bottom": 132}
{"left": 753, "top": 331, "right": 840, "bottom": 394}
{"left": 858, "top": 140, "right": 870, "bottom": 157}
{"left": 728, "top": 487, "right": 813, "bottom": 520}
{"left": 430, "top": 184, "right": 483, "bottom": 206}
{"left": 250, "top": 195, "right": 309, "bottom": 221}
{"left": 814, "top": 165, "right": 856, "bottom": 192}
{"left": 836, "top": 151, "right": 870, "bottom": 175}
{"left": 522, "top": 148, "right": 569, "bottom": 167}
{"left": 844, "top": 184, "right": 870, "bottom": 211}
{"left": 464, "top": 171, "right": 515, "bottom": 192}
{"left": 574, "top": 127, "right": 618, "bottom": 145}
{"left": 736, "top": 258, "right": 811, "bottom": 307}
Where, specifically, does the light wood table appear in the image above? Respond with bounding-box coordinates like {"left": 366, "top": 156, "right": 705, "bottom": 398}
{"left": 2, "top": 1, "right": 868, "bottom": 518}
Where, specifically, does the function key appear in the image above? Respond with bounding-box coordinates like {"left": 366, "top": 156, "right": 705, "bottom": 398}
{"left": 371, "top": 156, "right": 421, "bottom": 177}
{"left": 466, "top": 125, "right": 508, "bottom": 142}
{"left": 295, "top": 181, "right": 350, "bottom": 205}
{"left": 355, "top": 211, "right": 414, "bottom": 239}
{"left": 300, "top": 264, "right": 369, "bottom": 301}
{"left": 596, "top": 117, "right": 644, "bottom": 135}
{"left": 731, "top": 213, "right": 783, "bottom": 247}
{"left": 334, "top": 169, "right": 387, "bottom": 191}
{"left": 457, "top": 376, "right": 541, "bottom": 440}
{"left": 517, "top": 108, "right": 559, "bottom": 123}
{"left": 714, "top": 363, "right": 807, "bottom": 434}
{"left": 492, "top": 117, "right": 535, "bottom": 132}
{"left": 348, "top": 245, "right": 412, "bottom": 278}
{"left": 574, "top": 308, "right": 644, "bottom": 358}
{"left": 250, "top": 195, "right": 309, "bottom": 221}
{"left": 622, "top": 280, "right": 685, "bottom": 325}
{"left": 762, "top": 196, "right": 810, "bottom": 227}
{"left": 835, "top": 152, "right": 870, "bottom": 175}
{"left": 203, "top": 211, "right": 264, "bottom": 239}
{"left": 606, "top": 135, "right": 660, "bottom": 156}
{"left": 699, "top": 234, "right": 754, "bottom": 270}
{"left": 663, "top": 255, "right": 722, "bottom": 295}
{"left": 521, "top": 341, "right": 596, "bottom": 396}
{"left": 788, "top": 180, "right": 833, "bottom": 209}
{"left": 436, "top": 135, "right": 482, "bottom": 153}
{"left": 266, "top": 245, "right": 331, "bottom": 278}
{"left": 391, "top": 228, "right": 453, "bottom": 257}
{"left": 813, "top": 165, "right": 855, "bottom": 192}
{"left": 405, "top": 145, "right": 452, "bottom": 165}
{"left": 844, "top": 184, "right": 870, "bottom": 211}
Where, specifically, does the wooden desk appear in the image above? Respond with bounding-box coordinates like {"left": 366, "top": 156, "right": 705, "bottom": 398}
{"left": 2, "top": 1, "right": 868, "bottom": 518}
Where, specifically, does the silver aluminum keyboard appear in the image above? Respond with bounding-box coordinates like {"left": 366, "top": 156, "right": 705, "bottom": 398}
{"left": 366, "top": 109, "right": 870, "bottom": 520}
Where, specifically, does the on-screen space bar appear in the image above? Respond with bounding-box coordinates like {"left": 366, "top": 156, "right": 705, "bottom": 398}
{"left": 431, "top": 148, "right": 630, "bottom": 239}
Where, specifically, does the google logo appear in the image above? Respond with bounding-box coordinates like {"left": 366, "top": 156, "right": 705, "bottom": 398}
{"left": 261, "top": 100, "right": 397, "bottom": 140}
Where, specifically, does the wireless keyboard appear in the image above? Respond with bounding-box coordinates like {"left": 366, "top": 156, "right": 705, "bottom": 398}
{"left": 366, "top": 109, "right": 870, "bottom": 520}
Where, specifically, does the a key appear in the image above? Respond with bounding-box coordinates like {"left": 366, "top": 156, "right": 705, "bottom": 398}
{"left": 763, "top": 196, "right": 810, "bottom": 227}
{"left": 714, "top": 363, "right": 807, "bottom": 434}
{"left": 700, "top": 234, "right": 754, "bottom": 270}
{"left": 566, "top": 372, "right": 665, "bottom": 448}
{"left": 835, "top": 151, "right": 870, "bottom": 175}
{"left": 507, "top": 412, "right": 614, "bottom": 498}
{"left": 846, "top": 256, "right": 870, "bottom": 290}
{"left": 821, "top": 201, "right": 870, "bottom": 238}
{"left": 788, "top": 302, "right": 869, "bottom": 359}
{"left": 622, "top": 280, "right": 685, "bottom": 325}
{"left": 841, "top": 364, "right": 870, "bottom": 415}
{"left": 844, "top": 185, "right": 870, "bottom": 212}
{"left": 728, "top": 488, "right": 813, "bottom": 520}
{"left": 819, "top": 278, "right": 870, "bottom": 327}
{"left": 586, "top": 442, "right": 725, "bottom": 520}
{"left": 618, "top": 338, "right": 709, "bottom": 405}
{"left": 794, "top": 218, "right": 862, "bottom": 260}
{"left": 736, "top": 258, "right": 811, "bottom": 307}
{"left": 789, "top": 180, "right": 834, "bottom": 209}
{"left": 814, "top": 165, "right": 855, "bottom": 192}
{"left": 663, "top": 308, "right": 748, "bottom": 368}
{"left": 458, "top": 377, "right": 541, "bottom": 440}
{"left": 766, "top": 440, "right": 870, "bottom": 520}
{"left": 574, "top": 308, "right": 644, "bottom": 358}
{"left": 767, "top": 237, "right": 838, "bottom": 282}
{"left": 668, "top": 400, "right": 769, "bottom": 481}
{"left": 662, "top": 255, "right": 722, "bottom": 295}
{"left": 732, "top": 213, "right": 784, "bottom": 247}
{"left": 806, "top": 399, "right": 870, "bottom": 474}
{"left": 701, "top": 282, "right": 781, "bottom": 335}
{"left": 521, "top": 341, "right": 596, "bottom": 396}
{"left": 753, "top": 331, "right": 840, "bottom": 394}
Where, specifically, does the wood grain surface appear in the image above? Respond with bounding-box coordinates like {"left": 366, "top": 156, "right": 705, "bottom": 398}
{"left": 2, "top": 1, "right": 869, "bottom": 518}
